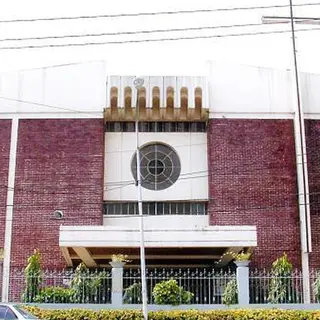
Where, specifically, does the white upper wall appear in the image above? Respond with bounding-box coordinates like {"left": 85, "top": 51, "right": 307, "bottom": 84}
{"left": 0, "top": 60, "right": 320, "bottom": 119}
{"left": 208, "top": 61, "right": 320, "bottom": 119}
{"left": 0, "top": 61, "right": 107, "bottom": 118}
{"left": 208, "top": 61, "right": 293, "bottom": 118}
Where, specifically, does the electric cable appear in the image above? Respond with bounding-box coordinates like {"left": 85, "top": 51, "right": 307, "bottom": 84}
{"left": 0, "top": 2, "right": 319, "bottom": 23}
{"left": 0, "top": 22, "right": 277, "bottom": 42}
{"left": 1, "top": 27, "right": 320, "bottom": 50}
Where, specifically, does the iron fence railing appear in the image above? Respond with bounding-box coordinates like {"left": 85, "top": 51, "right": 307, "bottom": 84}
{"left": 249, "top": 269, "right": 304, "bottom": 304}
{"left": 123, "top": 268, "right": 235, "bottom": 304}
{"left": 5, "top": 266, "right": 320, "bottom": 305}
{"left": 8, "top": 267, "right": 112, "bottom": 304}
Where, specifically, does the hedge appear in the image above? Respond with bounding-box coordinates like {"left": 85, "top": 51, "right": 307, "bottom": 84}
{"left": 23, "top": 306, "right": 320, "bottom": 320}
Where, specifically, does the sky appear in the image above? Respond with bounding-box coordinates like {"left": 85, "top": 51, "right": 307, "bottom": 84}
{"left": 1, "top": 0, "right": 320, "bottom": 75}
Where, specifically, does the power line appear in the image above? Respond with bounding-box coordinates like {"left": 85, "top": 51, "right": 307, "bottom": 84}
{"left": 0, "top": 22, "right": 271, "bottom": 42}
{"left": 0, "top": 97, "right": 102, "bottom": 115}
{"left": 0, "top": 3, "right": 319, "bottom": 23}
{"left": 2, "top": 197, "right": 320, "bottom": 211}
{"left": 0, "top": 162, "right": 316, "bottom": 195}
{"left": 0, "top": 160, "right": 307, "bottom": 191}
{"left": 1, "top": 27, "right": 320, "bottom": 50}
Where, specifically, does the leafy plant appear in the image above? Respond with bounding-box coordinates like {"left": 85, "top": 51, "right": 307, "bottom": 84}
{"left": 152, "top": 279, "right": 193, "bottom": 305}
{"left": 111, "top": 254, "right": 131, "bottom": 263}
{"left": 222, "top": 278, "right": 238, "bottom": 306}
{"left": 313, "top": 271, "right": 320, "bottom": 302}
{"left": 34, "top": 286, "right": 76, "bottom": 303}
{"left": 22, "top": 249, "right": 43, "bottom": 302}
{"left": 267, "top": 253, "right": 295, "bottom": 303}
{"left": 227, "top": 250, "right": 252, "bottom": 261}
{"left": 70, "top": 263, "right": 109, "bottom": 303}
{"left": 123, "top": 282, "right": 142, "bottom": 304}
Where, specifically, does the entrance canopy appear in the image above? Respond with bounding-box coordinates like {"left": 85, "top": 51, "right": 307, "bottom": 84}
{"left": 59, "top": 223, "right": 257, "bottom": 268}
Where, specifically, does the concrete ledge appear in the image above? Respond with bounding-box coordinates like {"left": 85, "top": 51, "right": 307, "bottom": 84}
{"left": 59, "top": 225, "right": 257, "bottom": 248}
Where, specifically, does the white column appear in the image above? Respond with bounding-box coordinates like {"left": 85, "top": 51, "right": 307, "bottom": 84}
{"left": 2, "top": 118, "right": 19, "bottom": 302}
{"left": 109, "top": 261, "right": 125, "bottom": 307}
{"left": 291, "top": 51, "right": 311, "bottom": 304}
{"left": 235, "top": 261, "right": 250, "bottom": 305}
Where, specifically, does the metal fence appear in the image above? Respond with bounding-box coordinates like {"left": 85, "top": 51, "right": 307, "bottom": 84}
{"left": 5, "top": 266, "right": 320, "bottom": 305}
{"left": 249, "top": 269, "right": 304, "bottom": 304}
{"left": 123, "top": 268, "right": 235, "bottom": 304}
{"left": 8, "top": 267, "right": 112, "bottom": 304}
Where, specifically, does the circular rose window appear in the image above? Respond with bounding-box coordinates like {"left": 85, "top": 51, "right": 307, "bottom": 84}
{"left": 131, "top": 143, "right": 181, "bottom": 191}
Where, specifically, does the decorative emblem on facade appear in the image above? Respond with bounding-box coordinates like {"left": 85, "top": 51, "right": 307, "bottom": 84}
{"left": 131, "top": 143, "right": 181, "bottom": 191}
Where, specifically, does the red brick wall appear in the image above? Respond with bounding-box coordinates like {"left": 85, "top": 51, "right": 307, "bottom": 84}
{"left": 0, "top": 120, "right": 11, "bottom": 249}
{"left": 208, "top": 119, "right": 300, "bottom": 269}
{"left": 11, "top": 119, "right": 104, "bottom": 268}
{"left": 305, "top": 120, "right": 320, "bottom": 269}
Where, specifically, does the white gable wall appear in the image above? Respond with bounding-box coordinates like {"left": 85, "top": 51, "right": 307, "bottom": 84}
{"left": 0, "top": 61, "right": 107, "bottom": 117}
{"left": 0, "top": 60, "right": 320, "bottom": 119}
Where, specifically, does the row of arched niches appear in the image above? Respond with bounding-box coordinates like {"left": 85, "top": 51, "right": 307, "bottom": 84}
{"left": 104, "top": 76, "right": 209, "bottom": 121}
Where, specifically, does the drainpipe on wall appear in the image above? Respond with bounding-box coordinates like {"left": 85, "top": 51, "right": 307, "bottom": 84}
{"left": 289, "top": 0, "right": 312, "bottom": 304}
{"left": 2, "top": 118, "right": 19, "bottom": 302}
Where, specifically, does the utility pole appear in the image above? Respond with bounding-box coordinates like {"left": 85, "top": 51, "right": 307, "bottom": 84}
{"left": 133, "top": 77, "right": 148, "bottom": 320}
{"left": 262, "top": 2, "right": 319, "bottom": 304}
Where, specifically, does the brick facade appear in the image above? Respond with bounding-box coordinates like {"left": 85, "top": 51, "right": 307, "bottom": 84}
{"left": 10, "top": 119, "right": 104, "bottom": 268}
{"left": 207, "top": 119, "right": 301, "bottom": 268}
{"left": 4, "top": 117, "right": 318, "bottom": 270}
{"left": 305, "top": 120, "right": 320, "bottom": 269}
{"left": 0, "top": 120, "right": 11, "bottom": 250}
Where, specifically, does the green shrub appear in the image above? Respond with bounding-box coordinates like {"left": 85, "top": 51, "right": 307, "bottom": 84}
{"left": 123, "top": 282, "right": 142, "bottom": 304}
{"left": 222, "top": 278, "right": 238, "bottom": 306}
{"left": 34, "top": 286, "right": 76, "bottom": 303}
{"left": 70, "top": 263, "right": 110, "bottom": 303}
{"left": 152, "top": 279, "right": 193, "bottom": 305}
{"left": 23, "top": 307, "right": 319, "bottom": 320}
{"left": 22, "top": 249, "right": 43, "bottom": 303}
{"left": 313, "top": 271, "right": 320, "bottom": 303}
{"left": 267, "top": 253, "right": 299, "bottom": 303}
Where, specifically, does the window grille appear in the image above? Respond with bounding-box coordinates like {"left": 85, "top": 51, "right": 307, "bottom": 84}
{"left": 103, "top": 202, "right": 207, "bottom": 215}
{"left": 105, "top": 122, "right": 206, "bottom": 133}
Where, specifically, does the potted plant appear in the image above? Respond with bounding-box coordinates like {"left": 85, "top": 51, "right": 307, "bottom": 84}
{"left": 229, "top": 251, "right": 252, "bottom": 267}
{"left": 109, "top": 254, "right": 131, "bottom": 268}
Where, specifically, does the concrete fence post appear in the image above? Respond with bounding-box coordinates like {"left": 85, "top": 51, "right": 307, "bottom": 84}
{"left": 109, "top": 261, "right": 126, "bottom": 307}
{"left": 235, "top": 260, "right": 250, "bottom": 305}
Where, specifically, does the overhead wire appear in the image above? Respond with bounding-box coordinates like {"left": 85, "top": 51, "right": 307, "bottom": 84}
{"left": 0, "top": 160, "right": 308, "bottom": 191}
{"left": 1, "top": 196, "right": 319, "bottom": 212}
{"left": 1, "top": 27, "right": 320, "bottom": 50}
{"left": 0, "top": 97, "right": 103, "bottom": 116}
{"left": 0, "top": 2, "right": 319, "bottom": 23}
{"left": 0, "top": 22, "right": 280, "bottom": 42}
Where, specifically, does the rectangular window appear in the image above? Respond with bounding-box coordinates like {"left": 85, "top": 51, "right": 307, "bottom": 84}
{"left": 103, "top": 202, "right": 207, "bottom": 215}
{"left": 105, "top": 122, "right": 206, "bottom": 133}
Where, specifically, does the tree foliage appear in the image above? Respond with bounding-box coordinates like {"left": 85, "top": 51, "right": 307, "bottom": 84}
{"left": 267, "top": 253, "right": 294, "bottom": 303}
{"left": 22, "top": 249, "right": 42, "bottom": 302}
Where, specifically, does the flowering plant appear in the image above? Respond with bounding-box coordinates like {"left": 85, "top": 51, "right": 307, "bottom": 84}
{"left": 111, "top": 254, "right": 131, "bottom": 263}
{"left": 227, "top": 250, "right": 251, "bottom": 261}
